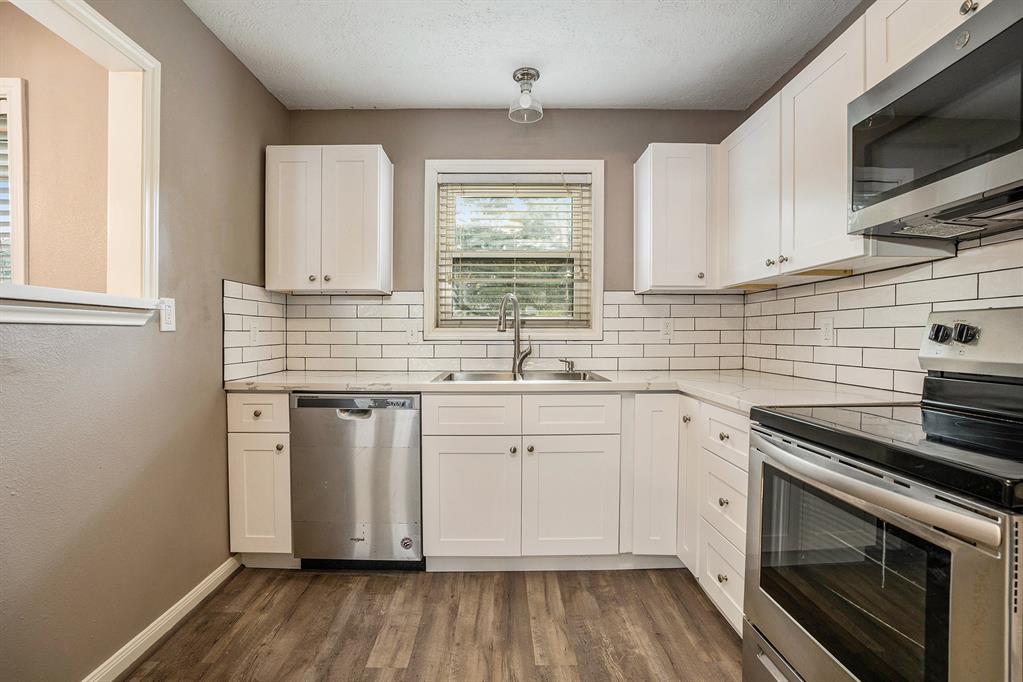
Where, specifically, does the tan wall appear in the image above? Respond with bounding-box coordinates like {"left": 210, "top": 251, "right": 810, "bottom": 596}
{"left": 289, "top": 108, "right": 744, "bottom": 291}
{"left": 0, "top": 3, "right": 108, "bottom": 292}
{"left": 0, "top": 0, "right": 288, "bottom": 679}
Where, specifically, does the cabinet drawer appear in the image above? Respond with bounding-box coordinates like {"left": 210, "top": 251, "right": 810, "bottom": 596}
{"left": 699, "top": 520, "right": 744, "bottom": 635}
{"left": 700, "top": 402, "right": 749, "bottom": 470}
{"left": 701, "top": 451, "right": 748, "bottom": 552}
{"left": 423, "top": 394, "right": 521, "bottom": 436}
{"left": 228, "top": 393, "right": 290, "bottom": 433}
{"left": 522, "top": 394, "right": 621, "bottom": 435}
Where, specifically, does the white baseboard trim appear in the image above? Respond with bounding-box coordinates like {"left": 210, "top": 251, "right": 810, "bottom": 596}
{"left": 82, "top": 556, "right": 241, "bottom": 682}
{"left": 426, "top": 554, "right": 684, "bottom": 573}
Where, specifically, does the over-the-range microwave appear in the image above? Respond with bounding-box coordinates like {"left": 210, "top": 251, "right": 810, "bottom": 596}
{"left": 848, "top": 0, "right": 1023, "bottom": 240}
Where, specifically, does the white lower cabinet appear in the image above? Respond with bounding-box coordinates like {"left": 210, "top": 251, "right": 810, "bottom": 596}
{"left": 228, "top": 432, "right": 292, "bottom": 554}
{"left": 632, "top": 393, "right": 680, "bottom": 555}
{"left": 699, "top": 519, "right": 746, "bottom": 634}
{"left": 676, "top": 396, "right": 701, "bottom": 570}
{"left": 522, "top": 434, "right": 620, "bottom": 556}
{"left": 422, "top": 435, "right": 522, "bottom": 557}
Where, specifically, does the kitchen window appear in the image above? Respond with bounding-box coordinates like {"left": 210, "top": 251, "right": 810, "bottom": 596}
{"left": 0, "top": 80, "right": 25, "bottom": 285}
{"left": 424, "top": 160, "right": 604, "bottom": 340}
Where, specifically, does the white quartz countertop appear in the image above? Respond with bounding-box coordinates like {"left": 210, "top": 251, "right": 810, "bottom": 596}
{"left": 224, "top": 369, "right": 917, "bottom": 415}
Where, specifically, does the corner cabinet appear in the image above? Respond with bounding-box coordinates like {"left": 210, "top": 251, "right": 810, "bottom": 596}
{"left": 265, "top": 144, "right": 393, "bottom": 294}
{"left": 634, "top": 144, "right": 714, "bottom": 292}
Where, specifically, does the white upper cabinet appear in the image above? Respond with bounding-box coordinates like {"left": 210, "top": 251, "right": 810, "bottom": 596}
{"left": 634, "top": 144, "right": 712, "bottom": 292}
{"left": 718, "top": 94, "right": 783, "bottom": 286}
{"left": 865, "top": 0, "right": 990, "bottom": 88}
{"left": 266, "top": 146, "right": 321, "bottom": 292}
{"left": 779, "top": 18, "right": 867, "bottom": 273}
{"left": 266, "top": 144, "right": 393, "bottom": 294}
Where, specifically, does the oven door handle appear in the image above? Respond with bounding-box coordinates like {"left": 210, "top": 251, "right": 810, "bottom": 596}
{"left": 758, "top": 436, "right": 1003, "bottom": 550}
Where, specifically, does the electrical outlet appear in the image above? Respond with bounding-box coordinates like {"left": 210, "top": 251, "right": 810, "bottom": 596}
{"left": 249, "top": 317, "right": 261, "bottom": 345}
{"left": 158, "top": 298, "right": 176, "bottom": 332}
{"left": 660, "top": 318, "right": 674, "bottom": 340}
{"left": 407, "top": 327, "right": 418, "bottom": 343}
{"left": 820, "top": 315, "right": 835, "bottom": 346}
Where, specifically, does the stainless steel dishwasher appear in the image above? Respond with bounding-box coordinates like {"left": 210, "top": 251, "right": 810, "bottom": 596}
{"left": 289, "top": 393, "right": 421, "bottom": 566}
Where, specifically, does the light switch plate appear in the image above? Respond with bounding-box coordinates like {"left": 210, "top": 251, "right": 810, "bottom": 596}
{"left": 158, "top": 298, "right": 176, "bottom": 332}
{"left": 249, "top": 317, "right": 261, "bottom": 345}
{"left": 820, "top": 315, "right": 835, "bottom": 346}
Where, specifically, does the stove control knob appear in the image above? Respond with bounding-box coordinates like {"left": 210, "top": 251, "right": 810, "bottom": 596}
{"left": 952, "top": 322, "right": 979, "bottom": 344}
{"left": 928, "top": 323, "right": 953, "bottom": 343}
{"left": 945, "top": 323, "right": 977, "bottom": 343}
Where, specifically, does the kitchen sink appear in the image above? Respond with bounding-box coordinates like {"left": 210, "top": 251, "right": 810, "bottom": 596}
{"left": 435, "top": 370, "right": 609, "bottom": 383}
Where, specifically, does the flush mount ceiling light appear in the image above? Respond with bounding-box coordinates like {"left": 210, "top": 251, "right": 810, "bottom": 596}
{"left": 509, "top": 67, "right": 543, "bottom": 124}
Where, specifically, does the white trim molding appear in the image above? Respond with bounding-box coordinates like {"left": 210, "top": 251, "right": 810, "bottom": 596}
{"left": 423, "top": 159, "right": 605, "bottom": 342}
{"left": 82, "top": 556, "right": 241, "bottom": 682}
{"left": 426, "top": 554, "right": 682, "bottom": 573}
{"left": 0, "top": 304, "right": 154, "bottom": 326}
{"left": 5, "top": 0, "right": 162, "bottom": 322}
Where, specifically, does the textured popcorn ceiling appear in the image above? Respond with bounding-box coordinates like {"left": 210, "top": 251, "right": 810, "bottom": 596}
{"left": 183, "top": 0, "right": 859, "bottom": 110}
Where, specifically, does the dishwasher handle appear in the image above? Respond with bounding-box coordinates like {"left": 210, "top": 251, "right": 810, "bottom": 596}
{"left": 336, "top": 408, "right": 373, "bottom": 420}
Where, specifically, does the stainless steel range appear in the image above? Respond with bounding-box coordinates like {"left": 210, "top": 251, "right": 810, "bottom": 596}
{"left": 744, "top": 307, "right": 1023, "bottom": 681}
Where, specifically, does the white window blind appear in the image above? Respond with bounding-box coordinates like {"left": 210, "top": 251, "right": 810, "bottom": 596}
{"left": 0, "top": 98, "right": 11, "bottom": 284}
{"left": 435, "top": 173, "right": 593, "bottom": 328}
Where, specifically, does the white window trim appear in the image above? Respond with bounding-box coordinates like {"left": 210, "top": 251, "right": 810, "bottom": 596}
{"left": 423, "top": 159, "right": 604, "bottom": 341}
{"left": 0, "top": 0, "right": 161, "bottom": 326}
{"left": 0, "top": 78, "right": 27, "bottom": 286}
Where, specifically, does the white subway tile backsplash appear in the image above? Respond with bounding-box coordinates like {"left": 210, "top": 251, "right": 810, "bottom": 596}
{"left": 223, "top": 280, "right": 287, "bottom": 381}
{"left": 862, "top": 348, "right": 921, "bottom": 372}
{"left": 979, "top": 268, "right": 1023, "bottom": 298}
{"left": 897, "top": 274, "right": 977, "bottom": 305}
{"left": 837, "top": 366, "right": 893, "bottom": 390}
{"left": 838, "top": 286, "right": 894, "bottom": 310}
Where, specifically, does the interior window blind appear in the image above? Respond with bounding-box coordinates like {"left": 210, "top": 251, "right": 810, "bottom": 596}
{"left": 436, "top": 173, "right": 593, "bottom": 329}
{"left": 0, "top": 99, "right": 11, "bottom": 285}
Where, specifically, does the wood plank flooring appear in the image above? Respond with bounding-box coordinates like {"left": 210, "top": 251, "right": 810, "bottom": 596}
{"left": 129, "top": 567, "right": 741, "bottom": 681}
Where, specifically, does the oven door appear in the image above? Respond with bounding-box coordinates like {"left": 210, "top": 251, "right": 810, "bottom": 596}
{"left": 746, "top": 428, "right": 1013, "bottom": 682}
{"left": 847, "top": 0, "right": 1023, "bottom": 237}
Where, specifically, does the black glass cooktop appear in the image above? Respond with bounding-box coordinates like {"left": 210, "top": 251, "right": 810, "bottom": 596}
{"left": 751, "top": 403, "right": 1023, "bottom": 510}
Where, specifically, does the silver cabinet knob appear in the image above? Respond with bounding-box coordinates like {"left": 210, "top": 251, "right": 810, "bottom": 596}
{"left": 324, "top": 275, "right": 332, "bottom": 282}
{"left": 308, "top": 275, "right": 316, "bottom": 282}
{"left": 718, "top": 497, "right": 729, "bottom": 507}
{"left": 275, "top": 443, "right": 284, "bottom": 452}
{"left": 717, "top": 573, "right": 728, "bottom": 584}
{"left": 526, "top": 445, "right": 535, "bottom": 454}
{"left": 765, "top": 258, "right": 776, "bottom": 267}
{"left": 682, "top": 415, "right": 692, "bottom": 424}
{"left": 960, "top": 0, "right": 978, "bottom": 14}
{"left": 509, "top": 445, "right": 518, "bottom": 455}
{"left": 253, "top": 409, "right": 262, "bottom": 418}
{"left": 779, "top": 255, "right": 789, "bottom": 264}
{"left": 719, "top": 432, "right": 729, "bottom": 441}
{"left": 697, "top": 272, "right": 705, "bottom": 279}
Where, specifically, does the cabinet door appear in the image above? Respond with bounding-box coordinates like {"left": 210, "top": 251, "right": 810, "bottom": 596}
{"left": 321, "top": 145, "right": 392, "bottom": 293}
{"left": 634, "top": 144, "right": 710, "bottom": 292}
{"left": 422, "top": 435, "right": 521, "bottom": 556}
{"left": 865, "top": 0, "right": 990, "bottom": 89}
{"left": 266, "top": 146, "right": 321, "bottom": 291}
{"left": 632, "top": 393, "right": 679, "bottom": 555}
{"left": 719, "top": 94, "right": 782, "bottom": 286}
{"left": 780, "top": 18, "right": 866, "bottom": 273}
{"left": 676, "top": 396, "right": 701, "bottom": 570}
{"left": 522, "top": 435, "right": 620, "bottom": 556}
{"left": 228, "top": 433, "right": 292, "bottom": 553}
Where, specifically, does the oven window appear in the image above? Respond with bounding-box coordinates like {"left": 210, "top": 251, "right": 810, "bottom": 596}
{"left": 760, "top": 466, "right": 951, "bottom": 681}
{"left": 851, "top": 18, "right": 1022, "bottom": 212}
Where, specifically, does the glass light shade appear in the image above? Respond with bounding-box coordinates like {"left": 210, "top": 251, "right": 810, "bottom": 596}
{"left": 509, "top": 96, "right": 543, "bottom": 123}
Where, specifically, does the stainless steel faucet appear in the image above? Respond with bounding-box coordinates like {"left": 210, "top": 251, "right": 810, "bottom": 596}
{"left": 497, "top": 292, "right": 532, "bottom": 377}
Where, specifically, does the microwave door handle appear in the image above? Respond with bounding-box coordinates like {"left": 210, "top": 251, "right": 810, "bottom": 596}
{"left": 758, "top": 437, "right": 1002, "bottom": 550}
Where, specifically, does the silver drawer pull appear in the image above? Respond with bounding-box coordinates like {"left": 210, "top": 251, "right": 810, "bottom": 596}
{"left": 253, "top": 409, "right": 262, "bottom": 418}
{"left": 718, "top": 497, "right": 729, "bottom": 507}
{"left": 717, "top": 573, "right": 728, "bottom": 584}
{"left": 526, "top": 445, "right": 535, "bottom": 454}
{"left": 509, "top": 445, "right": 518, "bottom": 455}
{"left": 719, "top": 432, "right": 729, "bottom": 441}
{"left": 275, "top": 443, "right": 284, "bottom": 452}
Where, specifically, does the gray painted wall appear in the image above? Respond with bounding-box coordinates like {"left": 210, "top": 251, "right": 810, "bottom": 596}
{"left": 0, "top": 1, "right": 288, "bottom": 678}
{"left": 289, "top": 108, "right": 744, "bottom": 291}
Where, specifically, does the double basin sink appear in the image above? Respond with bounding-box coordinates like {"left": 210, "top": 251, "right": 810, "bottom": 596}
{"left": 435, "top": 370, "right": 609, "bottom": 383}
